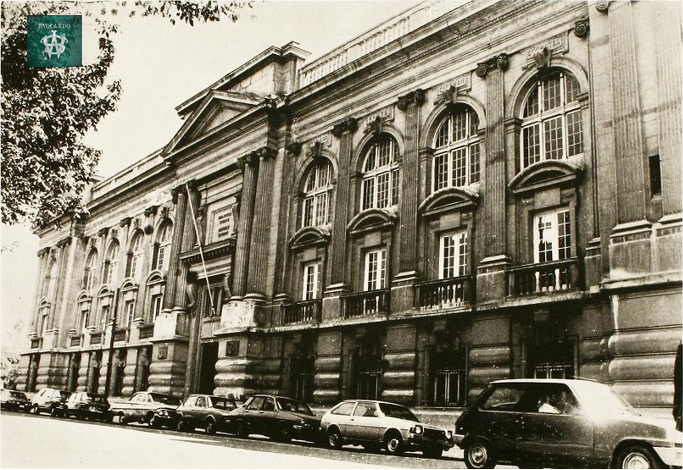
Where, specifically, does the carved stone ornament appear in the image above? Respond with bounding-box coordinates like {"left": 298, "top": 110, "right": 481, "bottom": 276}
{"left": 144, "top": 205, "right": 158, "bottom": 217}
{"left": 256, "top": 146, "right": 277, "bottom": 160}
{"left": 97, "top": 227, "right": 109, "bottom": 238}
{"left": 119, "top": 217, "right": 131, "bottom": 228}
{"left": 331, "top": 117, "right": 358, "bottom": 137}
{"left": 132, "top": 218, "right": 141, "bottom": 230}
{"left": 574, "top": 17, "right": 589, "bottom": 38}
{"left": 144, "top": 224, "right": 154, "bottom": 235}
{"left": 110, "top": 228, "right": 118, "bottom": 240}
{"left": 533, "top": 46, "right": 552, "bottom": 71}
{"left": 285, "top": 141, "right": 302, "bottom": 157}
{"left": 307, "top": 141, "right": 326, "bottom": 159}
{"left": 396, "top": 89, "right": 426, "bottom": 111}
{"left": 596, "top": 0, "right": 610, "bottom": 13}
{"left": 364, "top": 115, "right": 384, "bottom": 136}
{"left": 475, "top": 53, "right": 509, "bottom": 78}
{"left": 159, "top": 206, "right": 169, "bottom": 219}
{"left": 237, "top": 152, "right": 257, "bottom": 170}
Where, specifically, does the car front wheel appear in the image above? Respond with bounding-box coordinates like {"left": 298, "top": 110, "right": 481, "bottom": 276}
{"left": 613, "top": 445, "right": 663, "bottom": 469}
{"left": 465, "top": 438, "right": 496, "bottom": 469}
{"left": 384, "top": 432, "right": 403, "bottom": 455}
{"left": 31, "top": 405, "right": 40, "bottom": 415}
{"left": 205, "top": 419, "right": 216, "bottom": 435}
{"left": 235, "top": 421, "right": 249, "bottom": 439}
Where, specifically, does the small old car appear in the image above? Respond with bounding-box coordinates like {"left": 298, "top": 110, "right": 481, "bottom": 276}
{"left": 0, "top": 389, "right": 31, "bottom": 412}
{"left": 109, "top": 391, "right": 181, "bottom": 426}
{"left": 320, "top": 399, "right": 454, "bottom": 458}
{"left": 175, "top": 394, "right": 238, "bottom": 434}
{"left": 455, "top": 378, "right": 683, "bottom": 469}
{"left": 226, "top": 394, "right": 320, "bottom": 443}
{"left": 64, "top": 392, "right": 111, "bottom": 421}
{"left": 30, "top": 387, "right": 70, "bottom": 417}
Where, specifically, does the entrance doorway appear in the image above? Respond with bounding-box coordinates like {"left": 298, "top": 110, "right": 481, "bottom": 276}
{"left": 198, "top": 342, "right": 218, "bottom": 394}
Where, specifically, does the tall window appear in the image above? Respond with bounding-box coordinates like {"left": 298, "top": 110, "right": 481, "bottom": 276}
{"left": 154, "top": 223, "right": 172, "bottom": 271}
{"left": 128, "top": 232, "right": 144, "bottom": 281}
{"left": 521, "top": 71, "right": 583, "bottom": 169}
{"left": 98, "top": 305, "right": 110, "bottom": 331}
{"left": 364, "top": 249, "right": 387, "bottom": 291}
{"left": 430, "top": 346, "right": 467, "bottom": 406}
{"left": 43, "top": 259, "right": 58, "bottom": 299}
{"left": 361, "top": 135, "right": 399, "bottom": 210}
{"left": 83, "top": 250, "right": 98, "bottom": 291}
{"left": 103, "top": 242, "right": 120, "bottom": 287}
{"left": 151, "top": 294, "right": 163, "bottom": 320}
{"left": 39, "top": 306, "right": 50, "bottom": 336}
{"left": 80, "top": 309, "right": 90, "bottom": 331}
{"left": 302, "top": 262, "right": 321, "bottom": 300}
{"left": 202, "top": 284, "right": 222, "bottom": 318}
{"left": 439, "top": 232, "right": 468, "bottom": 278}
{"left": 302, "top": 162, "right": 332, "bottom": 227}
{"left": 122, "top": 300, "right": 135, "bottom": 328}
{"left": 433, "top": 105, "right": 481, "bottom": 192}
{"left": 533, "top": 209, "right": 572, "bottom": 291}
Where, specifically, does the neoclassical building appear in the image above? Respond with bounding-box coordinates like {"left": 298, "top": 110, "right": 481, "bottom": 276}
{"left": 18, "top": 0, "right": 682, "bottom": 417}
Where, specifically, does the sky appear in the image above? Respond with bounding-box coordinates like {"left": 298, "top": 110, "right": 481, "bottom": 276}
{"left": 1, "top": 0, "right": 418, "bottom": 353}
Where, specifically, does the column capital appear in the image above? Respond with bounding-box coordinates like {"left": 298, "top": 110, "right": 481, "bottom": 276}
{"left": 574, "top": 17, "right": 589, "bottom": 38}
{"left": 331, "top": 117, "right": 358, "bottom": 137}
{"left": 595, "top": 0, "right": 611, "bottom": 13}
{"left": 97, "top": 227, "right": 109, "bottom": 238}
{"left": 37, "top": 247, "right": 50, "bottom": 258}
{"left": 285, "top": 141, "right": 302, "bottom": 157}
{"left": 475, "top": 53, "right": 509, "bottom": 79}
{"left": 144, "top": 205, "right": 159, "bottom": 217}
{"left": 397, "top": 88, "right": 426, "bottom": 111}
{"left": 119, "top": 216, "right": 131, "bottom": 228}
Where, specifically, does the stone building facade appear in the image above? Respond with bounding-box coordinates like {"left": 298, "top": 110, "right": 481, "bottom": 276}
{"left": 18, "top": 0, "right": 682, "bottom": 416}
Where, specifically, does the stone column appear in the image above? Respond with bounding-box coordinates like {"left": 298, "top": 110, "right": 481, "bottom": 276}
{"left": 30, "top": 248, "right": 50, "bottom": 333}
{"left": 246, "top": 147, "right": 278, "bottom": 297}
{"left": 653, "top": 2, "right": 682, "bottom": 217}
{"left": 172, "top": 185, "right": 200, "bottom": 312}
{"left": 396, "top": 89, "right": 425, "bottom": 277}
{"left": 328, "top": 117, "right": 358, "bottom": 289}
{"left": 232, "top": 153, "right": 259, "bottom": 298}
{"left": 609, "top": 1, "right": 648, "bottom": 224}
{"left": 475, "top": 53, "right": 510, "bottom": 302}
{"left": 163, "top": 186, "right": 187, "bottom": 310}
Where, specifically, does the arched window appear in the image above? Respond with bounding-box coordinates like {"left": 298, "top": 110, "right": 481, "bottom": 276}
{"left": 103, "top": 242, "right": 120, "bottom": 287}
{"left": 521, "top": 70, "right": 583, "bottom": 169}
{"left": 361, "top": 134, "right": 399, "bottom": 210}
{"left": 154, "top": 223, "right": 173, "bottom": 271}
{"left": 127, "top": 232, "right": 145, "bottom": 281}
{"left": 83, "top": 250, "right": 98, "bottom": 291}
{"left": 432, "top": 105, "right": 481, "bottom": 192}
{"left": 302, "top": 161, "right": 332, "bottom": 227}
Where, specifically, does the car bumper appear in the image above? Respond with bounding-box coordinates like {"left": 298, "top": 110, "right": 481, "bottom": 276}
{"left": 653, "top": 445, "right": 683, "bottom": 468}
{"left": 291, "top": 424, "right": 321, "bottom": 442}
{"left": 406, "top": 434, "right": 455, "bottom": 451}
{"left": 454, "top": 433, "right": 466, "bottom": 448}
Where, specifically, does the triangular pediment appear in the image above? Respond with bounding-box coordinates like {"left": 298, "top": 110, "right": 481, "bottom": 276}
{"left": 163, "top": 90, "right": 263, "bottom": 155}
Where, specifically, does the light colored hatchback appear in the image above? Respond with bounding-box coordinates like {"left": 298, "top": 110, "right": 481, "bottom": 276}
{"left": 320, "top": 399, "right": 454, "bottom": 458}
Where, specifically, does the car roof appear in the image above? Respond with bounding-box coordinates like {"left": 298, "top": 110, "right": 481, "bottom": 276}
{"left": 337, "top": 399, "right": 409, "bottom": 407}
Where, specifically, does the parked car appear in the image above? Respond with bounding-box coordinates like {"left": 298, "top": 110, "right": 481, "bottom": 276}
{"left": 109, "top": 391, "right": 181, "bottom": 425}
{"left": 320, "top": 399, "right": 454, "bottom": 458}
{"left": 0, "top": 389, "right": 31, "bottom": 412}
{"left": 150, "top": 406, "right": 181, "bottom": 429}
{"left": 64, "top": 392, "right": 111, "bottom": 421}
{"left": 455, "top": 378, "right": 683, "bottom": 469}
{"left": 226, "top": 394, "right": 320, "bottom": 443}
{"left": 176, "top": 394, "right": 238, "bottom": 434}
{"left": 30, "top": 388, "right": 70, "bottom": 417}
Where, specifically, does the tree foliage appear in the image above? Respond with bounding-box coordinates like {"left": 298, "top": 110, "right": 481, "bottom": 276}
{"left": 1, "top": 1, "right": 249, "bottom": 228}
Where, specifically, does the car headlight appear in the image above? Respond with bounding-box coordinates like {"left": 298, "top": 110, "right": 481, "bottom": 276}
{"left": 158, "top": 410, "right": 168, "bottom": 416}
{"left": 411, "top": 425, "right": 424, "bottom": 435}
{"left": 446, "top": 430, "right": 453, "bottom": 439}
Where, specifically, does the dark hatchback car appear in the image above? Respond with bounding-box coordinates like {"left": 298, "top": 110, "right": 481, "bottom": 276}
{"left": 31, "top": 387, "right": 70, "bottom": 417}
{"left": 65, "top": 392, "right": 110, "bottom": 421}
{"left": 0, "top": 389, "right": 31, "bottom": 412}
{"left": 176, "top": 394, "right": 238, "bottom": 434}
{"left": 455, "top": 378, "right": 683, "bottom": 469}
{"left": 226, "top": 394, "right": 320, "bottom": 443}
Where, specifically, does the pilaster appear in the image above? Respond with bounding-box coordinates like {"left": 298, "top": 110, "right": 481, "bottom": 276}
{"left": 328, "top": 117, "right": 358, "bottom": 288}
{"left": 164, "top": 185, "right": 188, "bottom": 310}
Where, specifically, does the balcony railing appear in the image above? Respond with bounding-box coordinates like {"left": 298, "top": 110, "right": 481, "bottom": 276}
{"left": 113, "top": 328, "right": 129, "bottom": 342}
{"left": 282, "top": 300, "right": 322, "bottom": 325}
{"left": 415, "top": 276, "right": 473, "bottom": 309}
{"left": 507, "top": 258, "right": 580, "bottom": 297}
{"left": 138, "top": 324, "right": 155, "bottom": 340}
{"left": 69, "top": 335, "right": 82, "bottom": 347}
{"left": 342, "top": 289, "right": 390, "bottom": 318}
{"left": 89, "top": 332, "right": 104, "bottom": 345}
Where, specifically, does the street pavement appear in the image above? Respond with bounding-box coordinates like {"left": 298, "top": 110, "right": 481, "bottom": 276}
{"left": 0, "top": 411, "right": 497, "bottom": 469}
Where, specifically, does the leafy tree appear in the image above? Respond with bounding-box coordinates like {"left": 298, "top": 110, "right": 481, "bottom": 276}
{"left": 1, "top": 1, "right": 249, "bottom": 228}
